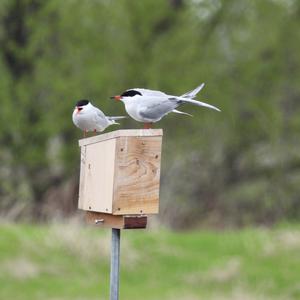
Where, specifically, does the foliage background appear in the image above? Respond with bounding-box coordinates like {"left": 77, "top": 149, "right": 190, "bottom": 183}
{"left": 0, "top": 0, "right": 300, "bottom": 228}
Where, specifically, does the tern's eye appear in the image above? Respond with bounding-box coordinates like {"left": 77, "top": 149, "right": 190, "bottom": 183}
{"left": 121, "top": 90, "right": 142, "bottom": 97}
{"left": 77, "top": 107, "right": 83, "bottom": 111}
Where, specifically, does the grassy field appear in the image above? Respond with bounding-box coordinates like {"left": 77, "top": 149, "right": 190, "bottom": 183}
{"left": 0, "top": 222, "right": 300, "bottom": 300}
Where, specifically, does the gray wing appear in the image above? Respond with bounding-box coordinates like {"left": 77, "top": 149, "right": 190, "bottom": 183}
{"left": 139, "top": 97, "right": 178, "bottom": 120}
{"left": 133, "top": 88, "right": 168, "bottom": 97}
{"left": 94, "top": 107, "right": 106, "bottom": 119}
{"left": 180, "top": 83, "right": 205, "bottom": 98}
{"left": 107, "top": 116, "right": 126, "bottom": 121}
{"left": 93, "top": 107, "right": 110, "bottom": 129}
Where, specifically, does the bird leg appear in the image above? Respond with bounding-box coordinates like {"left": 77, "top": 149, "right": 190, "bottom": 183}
{"left": 143, "top": 123, "right": 152, "bottom": 129}
{"left": 93, "top": 129, "right": 97, "bottom": 136}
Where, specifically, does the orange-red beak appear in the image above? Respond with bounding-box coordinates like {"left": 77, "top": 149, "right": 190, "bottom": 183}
{"left": 110, "top": 95, "right": 121, "bottom": 101}
{"left": 76, "top": 106, "right": 83, "bottom": 113}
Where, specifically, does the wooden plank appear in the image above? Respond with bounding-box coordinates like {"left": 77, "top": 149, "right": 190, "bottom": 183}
{"left": 124, "top": 215, "right": 147, "bottom": 229}
{"left": 85, "top": 212, "right": 147, "bottom": 229}
{"left": 79, "top": 129, "right": 163, "bottom": 147}
{"left": 78, "top": 145, "right": 86, "bottom": 209}
{"left": 112, "top": 136, "right": 162, "bottom": 215}
{"left": 86, "top": 211, "right": 124, "bottom": 229}
{"left": 78, "top": 139, "right": 116, "bottom": 213}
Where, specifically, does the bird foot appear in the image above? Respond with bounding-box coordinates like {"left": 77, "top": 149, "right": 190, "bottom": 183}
{"left": 143, "top": 123, "right": 153, "bottom": 129}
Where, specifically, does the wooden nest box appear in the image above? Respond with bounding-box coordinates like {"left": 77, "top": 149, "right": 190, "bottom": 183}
{"left": 77, "top": 129, "right": 163, "bottom": 229}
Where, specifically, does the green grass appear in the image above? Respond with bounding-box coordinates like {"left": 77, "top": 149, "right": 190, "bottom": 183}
{"left": 1, "top": 222, "right": 300, "bottom": 300}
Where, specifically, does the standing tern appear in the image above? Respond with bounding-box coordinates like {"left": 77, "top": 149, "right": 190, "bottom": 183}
{"left": 72, "top": 99, "right": 125, "bottom": 137}
{"left": 110, "top": 83, "right": 220, "bottom": 128}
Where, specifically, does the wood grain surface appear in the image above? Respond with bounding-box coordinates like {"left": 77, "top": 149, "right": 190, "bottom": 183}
{"left": 78, "top": 139, "right": 116, "bottom": 213}
{"left": 78, "top": 129, "right": 163, "bottom": 216}
{"left": 112, "top": 136, "right": 162, "bottom": 215}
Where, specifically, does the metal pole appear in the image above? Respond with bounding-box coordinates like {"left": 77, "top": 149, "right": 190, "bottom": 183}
{"left": 110, "top": 228, "right": 120, "bottom": 300}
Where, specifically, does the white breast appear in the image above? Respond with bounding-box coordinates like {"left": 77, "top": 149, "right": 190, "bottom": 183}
{"left": 123, "top": 99, "right": 146, "bottom": 122}
{"left": 72, "top": 109, "right": 109, "bottom": 132}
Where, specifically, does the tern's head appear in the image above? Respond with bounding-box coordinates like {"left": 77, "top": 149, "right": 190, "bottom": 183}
{"left": 74, "top": 99, "right": 90, "bottom": 114}
{"left": 110, "top": 89, "right": 142, "bottom": 101}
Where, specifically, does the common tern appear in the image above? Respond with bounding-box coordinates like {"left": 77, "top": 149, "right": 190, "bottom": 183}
{"left": 72, "top": 99, "right": 125, "bottom": 136}
{"left": 111, "top": 83, "right": 220, "bottom": 128}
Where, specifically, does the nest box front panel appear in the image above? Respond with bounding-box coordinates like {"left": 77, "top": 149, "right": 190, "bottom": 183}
{"left": 78, "top": 139, "right": 116, "bottom": 213}
{"left": 112, "top": 136, "right": 162, "bottom": 215}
